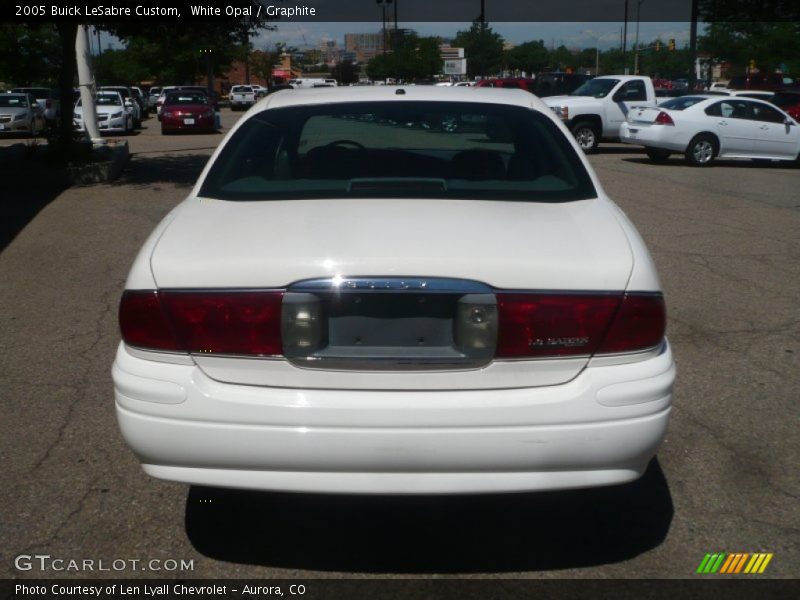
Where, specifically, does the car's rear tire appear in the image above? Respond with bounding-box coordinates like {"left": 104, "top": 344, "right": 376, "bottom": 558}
{"left": 646, "top": 148, "right": 671, "bottom": 163}
{"left": 685, "top": 134, "right": 717, "bottom": 167}
{"left": 570, "top": 121, "right": 600, "bottom": 153}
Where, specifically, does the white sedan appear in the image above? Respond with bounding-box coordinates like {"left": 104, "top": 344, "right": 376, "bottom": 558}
{"left": 114, "top": 87, "right": 674, "bottom": 494}
{"left": 621, "top": 95, "right": 800, "bottom": 166}
{"left": 73, "top": 91, "right": 134, "bottom": 134}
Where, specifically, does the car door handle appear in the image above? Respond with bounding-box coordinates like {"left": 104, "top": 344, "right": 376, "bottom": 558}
{"left": 719, "top": 121, "right": 728, "bottom": 126}
{"left": 759, "top": 125, "right": 769, "bottom": 130}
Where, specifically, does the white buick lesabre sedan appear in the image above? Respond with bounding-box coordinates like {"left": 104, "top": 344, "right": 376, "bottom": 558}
{"left": 621, "top": 95, "right": 800, "bottom": 166}
{"left": 113, "top": 86, "right": 675, "bottom": 494}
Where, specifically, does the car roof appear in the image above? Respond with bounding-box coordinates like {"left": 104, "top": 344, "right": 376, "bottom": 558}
{"left": 259, "top": 85, "right": 547, "bottom": 113}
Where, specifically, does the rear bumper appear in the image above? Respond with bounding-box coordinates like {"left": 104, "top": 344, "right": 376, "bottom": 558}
{"left": 620, "top": 122, "right": 687, "bottom": 152}
{"left": 113, "top": 342, "right": 675, "bottom": 494}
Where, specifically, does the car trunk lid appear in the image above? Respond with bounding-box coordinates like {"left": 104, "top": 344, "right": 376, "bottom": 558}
{"left": 148, "top": 197, "right": 634, "bottom": 390}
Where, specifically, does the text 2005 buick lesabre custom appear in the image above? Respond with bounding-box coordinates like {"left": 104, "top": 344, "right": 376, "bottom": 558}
{"left": 113, "top": 86, "right": 675, "bottom": 494}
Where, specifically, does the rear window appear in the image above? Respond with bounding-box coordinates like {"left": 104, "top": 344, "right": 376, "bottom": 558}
{"left": 659, "top": 96, "right": 707, "bottom": 110}
{"left": 0, "top": 95, "right": 29, "bottom": 107}
{"left": 232, "top": 86, "right": 253, "bottom": 93}
{"left": 165, "top": 93, "right": 208, "bottom": 105}
{"left": 200, "top": 101, "right": 596, "bottom": 203}
{"left": 570, "top": 79, "right": 619, "bottom": 98}
{"left": 13, "top": 88, "right": 52, "bottom": 98}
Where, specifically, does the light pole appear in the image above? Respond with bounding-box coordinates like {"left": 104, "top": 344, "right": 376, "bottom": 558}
{"left": 622, "top": 0, "right": 628, "bottom": 57}
{"left": 376, "top": 0, "right": 387, "bottom": 54}
{"left": 633, "top": 0, "right": 646, "bottom": 75}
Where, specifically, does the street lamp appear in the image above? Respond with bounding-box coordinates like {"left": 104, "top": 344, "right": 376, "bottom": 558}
{"left": 633, "top": 0, "right": 646, "bottom": 75}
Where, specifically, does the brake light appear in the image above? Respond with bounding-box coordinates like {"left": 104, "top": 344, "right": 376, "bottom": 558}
{"left": 496, "top": 294, "right": 621, "bottom": 358}
{"left": 596, "top": 293, "right": 666, "bottom": 354}
{"left": 119, "top": 291, "right": 181, "bottom": 352}
{"left": 496, "top": 293, "right": 665, "bottom": 358}
{"left": 654, "top": 111, "right": 674, "bottom": 125}
{"left": 119, "top": 290, "right": 284, "bottom": 355}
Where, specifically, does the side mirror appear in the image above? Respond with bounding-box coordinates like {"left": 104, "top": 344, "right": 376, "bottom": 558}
{"left": 124, "top": 100, "right": 133, "bottom": 106}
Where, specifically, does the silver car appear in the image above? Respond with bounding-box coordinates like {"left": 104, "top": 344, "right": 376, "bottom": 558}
{"left": 0, "top": 93, "right": 45, "bottom": 136}
{"left": 10, "top": 87, "right": 60, "bottom": 125}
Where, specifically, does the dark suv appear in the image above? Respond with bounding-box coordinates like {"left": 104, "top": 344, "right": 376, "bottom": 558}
{"left": 534, "top": 73, "right": 594, "bottom": 97}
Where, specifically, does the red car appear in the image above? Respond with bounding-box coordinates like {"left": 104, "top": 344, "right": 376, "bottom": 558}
{"left": 769, "top": 90, "right": 800, "bottom": 121}
{"left": 160, "top": 91, "right": 217, "bottom": 134}
{"left": 475, "top": 78, "right": 537, "bottom": 93}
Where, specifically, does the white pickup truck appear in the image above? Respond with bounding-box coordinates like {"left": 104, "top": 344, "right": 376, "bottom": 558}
{"left": 229, "top": 85, "right": 257, "bottom": 111}
{"left": 543, "top": 75, "right": 658, "bottom": 152}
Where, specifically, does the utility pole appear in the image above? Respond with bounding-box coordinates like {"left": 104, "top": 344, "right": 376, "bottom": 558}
{"left": 622, "top": 0, "right": 629, "bottom": 55}
{"left": 688, "top": 0, "right": 699, "bottom": 91}
{"left": 480, "top": 0, "right": 485, "bottom": 23}
{"left": 633, "top": 0, "right": 645, "bottom": 75}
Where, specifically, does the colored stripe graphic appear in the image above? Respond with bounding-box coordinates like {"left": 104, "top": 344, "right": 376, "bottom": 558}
{"left": 720, "top": 554, "right": 736, "bottom": 573}
{"left": 710, "top": 553, "right": 726, "bottom": 573}
{"left": 697, "top": 554, "right": 712, "bottom": 573}
{"left": 734, "top": 553, "right": 750, "bottom": 573}
{"left": 699, "top": 552, "right": 774, "bottom": 574}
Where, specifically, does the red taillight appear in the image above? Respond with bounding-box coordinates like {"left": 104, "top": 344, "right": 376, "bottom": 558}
{"left": 596, "top": 293, "right": 666, "bottom": 354}
{"left": 119, "top": 290, "right": 284, "bottom": 356}
{"left": 654, "top": 111, "right": 674, "bottom": 126}
{"left": 119, "top": 290, "right": 182, "bottom": 352}
{"left": 496, "top": 293, "right": 665, "bottom": 358}
{"left": 496, "top": 294, "right": 621, "bottom": 358}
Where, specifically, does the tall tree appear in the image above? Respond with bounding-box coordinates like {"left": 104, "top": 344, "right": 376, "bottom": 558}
{"left": 330, "top": 60, "right": 360, "bottom": 85}
{"left": 699, "top": 21, "right": 800, "bottom": 75}
{"left": 0, "top": 24, "right": 62, "bottom": 86}
{"left": 453, "top": 21, "right": 504, "bottom": 78}
{"left": 365, "top": 33, "right": 443, "bottom": 82}
{"left": 505, "top": 40, "right": 549, "bottom": 75}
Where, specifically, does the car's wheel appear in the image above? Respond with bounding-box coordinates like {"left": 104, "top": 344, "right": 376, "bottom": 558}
{"left": 684, "top": 134, "right": 717, "bottom": 167}
{"left": 570, "top": 121, "right": 600, "bottom": 153}
{"left": 646, "top": 148, "right": 671, "bottom": 163}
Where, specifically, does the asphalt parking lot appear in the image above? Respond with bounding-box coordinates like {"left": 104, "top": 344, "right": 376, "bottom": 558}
{"left": 1, "top": 109, "right": 798, "bottom": 579}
